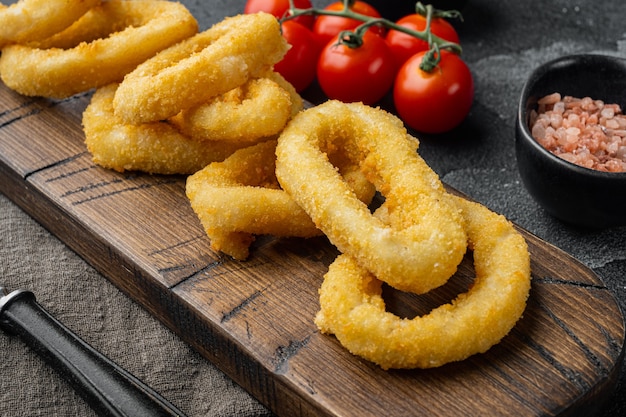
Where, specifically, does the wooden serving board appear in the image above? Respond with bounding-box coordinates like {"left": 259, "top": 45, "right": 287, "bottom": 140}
{"left": 0, "top": 83, "right": 624, "bottom": 417}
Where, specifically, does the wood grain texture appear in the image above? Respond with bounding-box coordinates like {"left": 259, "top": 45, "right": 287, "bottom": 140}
{"left": 0, "top": 83, "right": 623, "bottom": 417}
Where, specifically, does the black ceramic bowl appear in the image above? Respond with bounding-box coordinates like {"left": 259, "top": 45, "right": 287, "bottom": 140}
{"left": 515, "top": 54, "right": 626, "bottom": 229}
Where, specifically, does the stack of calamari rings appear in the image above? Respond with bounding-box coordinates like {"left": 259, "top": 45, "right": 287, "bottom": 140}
{"left": 0, "top": 1, "right": 299, "bottom": 174}
{"left": 0, "top": 1, "right": 532, "bottom": 370}
{"left": 274, "top": 101, "right": 531, "bottom": 369}
{"left": 92, "top": 9, "right": 297, "bottom": 174}
{"left": 188, "top": 99, "right": 531, "bottom": 369}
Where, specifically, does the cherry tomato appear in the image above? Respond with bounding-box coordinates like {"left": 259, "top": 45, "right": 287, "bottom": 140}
{"left": 393, "top": 50, "right": 473, "bottom": 133}
{"left": 313, "top": 1, "right": 383, "bottom": 49}
{"left": 317, "top": 31, "right": 396, "bottom": 105}
{"left": 244, "top": 0, "right": 314, "bottom": 28}
{"left": 386, "top": 13, "right": 460, "bottom": 67}
{"left": 274, "top": 20, "right": 320, "bottom": 92}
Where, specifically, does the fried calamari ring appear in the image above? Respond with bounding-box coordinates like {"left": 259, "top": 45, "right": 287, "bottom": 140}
{"left": 276, "top": 101, "right": 467, "bottom": 294}
{"left": 186, "top": 139, "right": 376, "bottom": 260}
{"left": 113, "top": 12, "right": 289, "bottom": 124}
{"left": 0, "top": 0, "right": 100, "bottom": 48}
{"left": 170, "top": 72, "right": 301, "bottom": 143}
{"left": 266, "top": 70, "right": 304, "bottom": 121}
{"left": 83, "top": 84, "right": 246, "bottom": 175}
{"left": 315, "top": 196, "right": 532, "bottom": 369}
{"left": 0, "top": 0, "right": 198, "bottom": 98}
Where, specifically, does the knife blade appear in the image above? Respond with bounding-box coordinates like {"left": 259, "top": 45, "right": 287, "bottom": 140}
{"left": 0, "top": 285, "right": 187, "bottom": 417}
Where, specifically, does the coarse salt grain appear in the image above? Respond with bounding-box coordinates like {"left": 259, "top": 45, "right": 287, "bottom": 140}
{"left": 529, "top": 93, "right": 626, "bottom": 172}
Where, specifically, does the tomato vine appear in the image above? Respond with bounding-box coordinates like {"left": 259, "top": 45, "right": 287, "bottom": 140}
{"left": 284, "top": 0, "right": 462, "bottom": 63}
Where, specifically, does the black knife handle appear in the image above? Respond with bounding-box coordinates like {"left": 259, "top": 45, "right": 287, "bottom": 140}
{"left": 0, "top": 289, "right": 187, "bottom": 417}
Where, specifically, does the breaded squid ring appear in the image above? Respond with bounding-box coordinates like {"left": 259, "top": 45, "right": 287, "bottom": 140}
{"left": 113, "top": 12, "right": 289, "bottom": 124}
{"left": 315, "top": 196, "right": 532, "bottom": 369}
{"left": 170, "top": 72, "right": 301, "bottom": 143}
{"left": 0, "top": 0, "right": 198, "bottom": 98}
{"left": 186, "top": 140, "right": 376, "bottom": 260}
{"left": 0, "top": 0, "right": 100, "bottom": 48}
{"left": 265, "top": 70, "right": 304, "bottom": 121}
{"left": 275, "top": 101, "right": 467, "bottom": 294}
{"left": 83, "top": 84, "right": 247, "bottom": 175}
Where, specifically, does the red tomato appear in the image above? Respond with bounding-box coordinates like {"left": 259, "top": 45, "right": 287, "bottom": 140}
{"left": 393, "top": 50, "right": 473, "bottom": 133}
{"left": 313, "top": 1, "right": 383, "bottom": 49}
{"left": 274, "top": 20, "right": 320, "bottom": 92}
{"left": 244, "top": 0, "right": 314, "bottom": 28}
{"left": 317, "top": 31, "right": 396, "bottom": 105}
{"left": 386, "top": 13, "right": 460, "bottom": 67}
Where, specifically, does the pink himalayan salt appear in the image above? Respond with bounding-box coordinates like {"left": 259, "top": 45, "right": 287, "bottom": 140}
{"left": 529, "top": 93, "right": 626, "bottom": 172}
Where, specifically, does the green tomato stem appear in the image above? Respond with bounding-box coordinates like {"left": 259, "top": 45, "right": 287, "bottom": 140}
{"left": 419, "top": 44, "right": 442, "bottom": 72}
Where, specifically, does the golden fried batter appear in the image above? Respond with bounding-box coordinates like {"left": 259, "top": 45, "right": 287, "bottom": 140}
{"left": 0, "top": 0, "right": 100, "bottom": 48}
{"left": 83, "top": 84, "right": 246, "bottom": 175}
{"left": 186, "top": 139, "right": 376, "bottom": 260}
{"left": 113, "top": 12, "right": 288, "bottom": 124}
{"left": 0, "top": 0, "right": 198, "bottom": 98}
{"left": 276, "top": 101, "right": 467, "bottom": 294}
{"left": 315, "top": 196, "right": 531, "bottom": 369}
{"left": 171, "top": 72, "right": 301, "bottom": 144}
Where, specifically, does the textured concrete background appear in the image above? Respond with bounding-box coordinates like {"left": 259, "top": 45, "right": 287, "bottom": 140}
{"left": 1, "top": 1, "right": 624, "bottom": 416}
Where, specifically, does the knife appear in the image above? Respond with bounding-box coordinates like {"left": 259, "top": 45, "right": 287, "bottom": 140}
{"left": 0, "top": 286, "right": 188, "bottom": 417}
